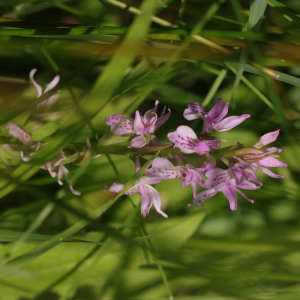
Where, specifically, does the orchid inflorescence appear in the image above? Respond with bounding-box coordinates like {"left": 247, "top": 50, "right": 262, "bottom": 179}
{"left": 1, "top": 70, "right": 287, "bottom": 218}
{"left": 105, "top": 99, "right": 287, "bottom": 217}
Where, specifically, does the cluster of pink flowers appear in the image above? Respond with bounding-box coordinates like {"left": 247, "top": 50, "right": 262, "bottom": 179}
{"left": 1, "top": 69, "right": 287, "bottom": 217}
{"left": 2, "top": 69, "right": 81, "bottom": 196}
{"left": 106, "top": 99, "right": 287, "bottom": 218}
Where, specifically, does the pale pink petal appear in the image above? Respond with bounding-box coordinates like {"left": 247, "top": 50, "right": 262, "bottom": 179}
{"left": 128, "top": 135, "right": 147, "bottom": 148}
{"left": 232, "top": 186, "right": 255, "bottom": 204}
{"left": 155, "top": 108, "right": 171, "bottom": 130}
{"left": 4, "top": 122, "right": 31, "bottom": 145}
{"left": 29, "top": 69, "right": 42, "bottom": 98}
{"left": 108, "top": 183, "right": 124, "bottom": 193}
{"left": 204, "top": 168, "right": 232, "bottom": 189}
{"left": 213, "top": 114, "right": 250, "bottom": 132}
{"left": 144, "top": 185, "right": 168, "bottom": 218}
{"left": 44, "top": 75, "right": 60, "bottom": 94}
{"left": 183, "top": 102, "right": 207, "bottom": 120}
{"left": 206, "top": 98, "right": 226, "bottom": 121}
{"left": 144, "top": 100, "right": 159, "bottom": 120}
{"left": 261, "top": 167, "right": 284, "bottom": 178}
{"left": 194, "top": 140, "right": 211, "bottom": 155}
{"left": 236, "top": 179, "right": 261, "bottom": 190}
{"left": 167, "top": 125, "right": 199, "bottom": 154}
{"left": 143, "top": 114, "right": 157, "bottom": 134}
{"left": 195, "top": 188, "right": 217, "bottom": 205}
{"left": 145, "top": 158, "right": 182, "bottom": 179}
{"left": 105, "top": 114, "right": 134, "bottom": 137}
{"left": 57, "top": 164, "right": 65, "bottom": 186}
{"left": 139, "top": 185, "right": 152, "bottom": 217}
{"left": 37, "top": 93, "right": 60, "bottom": 109}
{"left": 254, "top": 129, "right": 280, "bottom": 148}
{"left": 20, "top": 151, "right": 31, "bottom": 162}
{"left": 259, "top": 156, "right": 287, "bottom": 168}
{"left": 212, "top": 99, "right": 230, "bottom": 122}
{"left": 221, "top": 185, "right": 237, "bottom": 211}
{"left": 63, "top": 166, "right": 81, "bottom": 196}
{"left": 208, "top": 140, "right": 220, "bottom": 149}
{"left": 133, "top": 110, "right": 145, "bottom": 135}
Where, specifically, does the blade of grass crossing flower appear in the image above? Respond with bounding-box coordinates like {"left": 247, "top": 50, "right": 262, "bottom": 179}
{"left": 202, "top": 68, "right": 227, "bottom": 107}
{"left": 31, "top": 0, "right": 158, "bottom": 164}
{"left": 1, "top": 152, "right": 159, "bottom": 278}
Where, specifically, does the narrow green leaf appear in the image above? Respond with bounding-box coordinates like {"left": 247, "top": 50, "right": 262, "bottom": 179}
{"left": 202, "top": 68, "right": 227, "bottom": 107}
{"left": 249, "top": 0, "right": 268, "bottom": 32}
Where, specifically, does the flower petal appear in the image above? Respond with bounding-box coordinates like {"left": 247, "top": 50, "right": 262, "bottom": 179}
{"left": 133, "top": 110, "right": 145, "bottom": 135}
{"left": 207, "top": 98, "right": 227, "bottom": 121}
{"left": 259, "top": 156, "right": 287, "bottom": 168}
{"left": 261, "top": 167, "right": 284, "bottom": 178}
{"left": 44, "top": 75, "right": 60, "bottom": 94}
{"left": 143, "top": 185, "right": 168, "bottom": 218}
{"left": 108, "top": 183, "right": 124, "bottom": 193}
{"left": 168, "top": 125, "right": 199, "bottom": 154}
{"left": 221, "top": 185, "right": 237, "bottom": 211}
{"left": 29, "top": 69, "right": 42, "bottom": 98}
{"left": 195, "top": 188, "right": 218, "bottom": 205}
{"left": 128, "top": 135, "right": 147, "bottom": 148}
{"left": 155, "top": 108, "right": 171, "bottom": 130}
{"left": 145, "top": 158, "right": 182, "bottom": 179}
{"left": 213, "top": 114, "right": 251, "bottom": 132}
{"left": 232, "top": 186, "right": 255, "bottom": 204}
{"left": 194, "top": 140, "right": 211, "bottom": 155}
{"left": 105, "top": 114, "right": 134, "bottom": 136}
{"left": 254, "top": 129, "right": 280, "bottom": 148}
{"left": 204, "top": 168, "right": 232, "bottom": 189}
{"left": 4, "top": 122, "right": 31, "bottom": 145}
{"left": 183, "top": 102, "right": 207, "bottom": 120}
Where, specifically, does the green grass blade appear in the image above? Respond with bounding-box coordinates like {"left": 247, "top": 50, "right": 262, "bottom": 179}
{"left": 30, "top": 0, "right": 158, "bottom": 164}
{"left": 0, "top": 151, "right": 159, "bottom": 279}
{"left": 202, "top": 68, "right": 227, "bottom": 107}
{"left": 3, "top": 203, "right": 54, "bottom": 261}
{"left": 249, "top": 0, "right": 268, "bottom": 32}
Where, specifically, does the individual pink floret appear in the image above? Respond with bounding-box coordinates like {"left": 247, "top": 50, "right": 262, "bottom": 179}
{"left": 167, "top": 125, "right": 219, "bottom": 155}
{"left": 105, "top": 100, "right": 171, "bottom": 148}
{"left": 107, "top": 157, "right": 167, "bottom": 218}
{"left": 183, "top": 98, "right": 250, "bottom": 134}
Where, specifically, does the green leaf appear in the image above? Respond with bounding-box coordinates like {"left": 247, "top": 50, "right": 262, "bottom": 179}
{"left": 146, "top": 211, "right": 205, "bottom": 252}
{"left": 249, "top": 0, "right": 268, "bottom": 32}
{"left": 1, "top": 151, "right": 159, "bottom": 279}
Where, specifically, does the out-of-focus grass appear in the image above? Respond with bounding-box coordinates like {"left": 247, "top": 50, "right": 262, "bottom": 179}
{"left": 0, "top": 0, "right": 300, "bottom": 299}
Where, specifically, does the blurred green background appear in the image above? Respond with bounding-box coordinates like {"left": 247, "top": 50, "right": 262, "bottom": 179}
{"left": 0, "top": 0, "right": 300, "bottom": 299}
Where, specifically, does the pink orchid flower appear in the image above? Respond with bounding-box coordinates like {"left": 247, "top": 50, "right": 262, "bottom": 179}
{"left": 183, "top": 98, "right": 250, "bottom": 134}
{"left": 107, "top": 157, "right": 167, "bottom": 218}
{"left": 105, "top": 100, "right": 171, "bottom": 148}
